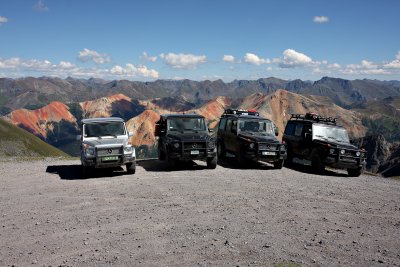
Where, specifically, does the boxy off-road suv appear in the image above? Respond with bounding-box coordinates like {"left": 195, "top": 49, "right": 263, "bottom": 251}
{"left": 77, "top": 117, "right": 136, "bottom": 175}
{"left": 155, "top": 114, "right": 217, "bottom": 169}
{"left": 217, "top": 109, "right": 287, "bottom": 168}
{"left": 283, "top": 113, "right": 366, "bottom": 176}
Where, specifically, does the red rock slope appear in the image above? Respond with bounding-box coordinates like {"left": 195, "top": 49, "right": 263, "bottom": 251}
{"left": 239, "top": 89, "right": 367, "bottom": 138}
{"left": 5, "top": 101, "right": 76, "bottom": 139}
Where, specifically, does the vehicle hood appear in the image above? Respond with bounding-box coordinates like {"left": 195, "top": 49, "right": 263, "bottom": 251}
{"left": 313, "top": 138, "right": 359, "bottom": 150}
{"left": 167, "top": 132, "right": 211, "bottom": 141}
{"left": 83, "top": 138, "right": 128, "bottom": 147}
{"left": 238, "top": 132, "right": 280, "bottom": 144}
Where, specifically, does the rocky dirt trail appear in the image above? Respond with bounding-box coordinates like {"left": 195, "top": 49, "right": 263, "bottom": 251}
{"left": 0, "top": 158, "right": 399, "bottom": 266}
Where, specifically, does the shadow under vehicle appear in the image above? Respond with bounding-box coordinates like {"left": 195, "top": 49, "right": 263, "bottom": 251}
{"left": 217, "top": 109, "right": 287, "bottom": 169}
{"left": 155, "top": 114, "right": 217, "bottom": 170}
{"left": 77, "top": 117, "right": 136, "bottom": 176}
{"left": 283, "top": 113, "right": 367, "bottom": 177}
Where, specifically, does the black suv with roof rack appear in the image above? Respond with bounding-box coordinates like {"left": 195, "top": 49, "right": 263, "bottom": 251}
{"left": 217, "top": 109, "right": 287, "bottom": 168}
{"left": 155, "top": 114, "right": 217, "bottom": 169}
{"left": 283, "top": 113, "right": 366, "bottom": 176}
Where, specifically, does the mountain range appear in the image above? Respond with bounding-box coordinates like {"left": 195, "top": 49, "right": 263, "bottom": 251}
{"left": 1, "top": 76, "right": 400, "bottom": 176}
{"left": 2, "top": 76, "right": 400, "bottom": 114}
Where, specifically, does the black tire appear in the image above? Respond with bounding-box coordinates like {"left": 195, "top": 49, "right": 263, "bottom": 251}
{"left": 207, "top": 156, "right": 217, "bottom": 169}
{"left": 126, "top": 162, "right": 136, "bottom": 174}
{"left": 273, "top": 159, "right": 284, "bottom": 169}
{"left": 236, "top": 150, "right": 247, "bottom": 167}
{"left": 311, "top": 155, "right": 325, "bottom": 173}
{"left": 158, "top": 148, "right": 165, "bottom": 160}
{"left": 217, "top": 142, "right": 225, "bottom": 159}
{"left": 166, "top": 154, "right": 176, "bottom": 170}
{"left": 347, "top": 167, "right": 362, "bottom": 177}
{"left": 284, "top": 145, "right": 294, "bottom": 167}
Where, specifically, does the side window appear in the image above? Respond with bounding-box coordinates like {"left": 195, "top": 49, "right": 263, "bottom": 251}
{"left": 219, "top": 118, "right": 226, "bottom": 130}
{"left": 284, "top": 122, "right": 295, "bottom": 135}
{"left": 232, "top": 120, "right": 237, "bottom": 131}
{"left": 226, "top": 119, "right": 232, "bottom": 132}
{"left": 294, "top": 123, "right": 304, "bottom": 137}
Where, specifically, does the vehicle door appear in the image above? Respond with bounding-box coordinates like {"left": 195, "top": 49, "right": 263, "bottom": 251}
{"left": 284, "top": 122, "right": 305, "bottom": 155}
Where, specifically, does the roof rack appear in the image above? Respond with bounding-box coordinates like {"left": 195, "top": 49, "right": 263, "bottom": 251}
{"left": 223, "top": 109, "right": 259, "bottom": 116}
{"left": 290, "top": 113, "right": 337, "bottom": 124}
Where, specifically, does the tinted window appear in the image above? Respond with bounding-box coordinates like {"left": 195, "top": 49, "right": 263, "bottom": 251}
{"left": 232, "top": 120, "right": 237, "bottom": 131}
{"left": 284, "top": 122, "right": 295, "bottom": 135}
{"left": 226, "top": 119, "right": 232, "bottom": 132}
{"left": 219, "top": 118, "right": 226, "bottom": 130}
{"left": 294, "top": 123, "right": 303, "bottom": 137}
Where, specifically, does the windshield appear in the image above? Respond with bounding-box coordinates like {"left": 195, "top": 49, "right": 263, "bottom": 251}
{"left": 167, "top": 117, "right": 206, "bottom": 132}
{"left": 312, "top": 124, "right": 350, "bottom": 143}
{"left": 84, "top": 122, "right": 126, "bottom": 137}
{"left": 238, "top": 119, "right": 275, "bottom": 135}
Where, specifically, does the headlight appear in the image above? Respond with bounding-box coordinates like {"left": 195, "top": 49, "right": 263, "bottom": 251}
{"left": 83, "top": 144, "right": 95, "bottom": 157}
{"left": 124, "top": 145, "right": 133, "bottom": 154}
{"left": 208, "top": 141, "right": 215, "bottom": 149}
{"left": 340, "top": 149, "right": 345, "bottom": 155}
{"left": 249, "top": 143, "right": 255, "bottom": 149}
{"left": 329, "top": 148, "right": 335, "bottom": 154}
{"left": 173, "top": 143, "right": 180, "bottom": 149}
{"left": 356, "top": 151, "right": 361, "bottom": 157}
{"left": 280, "top": 145, "right": 286, "bottom": 151}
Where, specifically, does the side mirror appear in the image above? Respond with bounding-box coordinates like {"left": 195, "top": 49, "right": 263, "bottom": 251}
{"left": 76, "top": 135, "right": 82, "bottom": 141}
{"left": 128, "top": 132, "right": 133, "bottom": 137}
{"left": 274, "top": 127, "right": 279, "bottom": 136}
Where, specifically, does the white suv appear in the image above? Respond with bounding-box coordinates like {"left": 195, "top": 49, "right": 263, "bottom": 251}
{"left": 77, "top": 117, "right": 136, "bottom": 175}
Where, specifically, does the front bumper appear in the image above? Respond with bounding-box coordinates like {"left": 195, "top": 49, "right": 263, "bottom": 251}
{"left": 243, "top": 143, "right": 287, "bottom": 162}
{"left": 168, "top": 141, "right": 217, "bottom": 161}
{"left": 81, "top": 145, "right": 136, "bottom": 168}
{"left": 82, "top": 154, "right": 136, "bottom": 168}
{"left": 323, "top": 149, "right": 366, "bottom": 169}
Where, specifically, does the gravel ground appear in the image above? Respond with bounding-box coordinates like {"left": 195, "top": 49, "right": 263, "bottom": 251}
{"left": 0, "top": 158, "right": 399, "bottom": 267}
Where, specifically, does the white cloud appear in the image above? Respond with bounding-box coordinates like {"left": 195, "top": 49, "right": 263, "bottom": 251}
{"left": 328, "top": 63, "right": 341, "bottom": 69}
{"left": 277, "top": 49, "right": 313, "bottom": 68}
{"left": 244, "top": 53, "right": 270, "bottom": 65}
{"left": 141, "top": 52, "right": 157, "bottom": 62}
{"left": 313, "top": 16, "right": 329, "bottom": 23}
{"left": 110, "top": 64, "right": 159, "bottom": 78}
{"left": 58, "top": 61, "right": 76, "bottom": 69}
{"left": 0, "top": 57, "right": 159, "bottom": 80}
{"left": 384, "top": 51, "right": 400, "bottom": 69}
{"left": 33, "top": 0, "right": 49, "bottom": 12}
{"left": 223, "top": 55, "right": 235, "bottom": 63}
{"left": 0, "top": 16, "right": 8, "bottom": 26}
{"left": 78, "top": 48, "right": 111, "bottom": 64}
{"left": 160, "top": 53, "right": 207, "bottom": 69}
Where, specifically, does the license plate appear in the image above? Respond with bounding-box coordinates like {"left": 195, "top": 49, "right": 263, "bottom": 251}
{"left": 190, "top": 150, "right": 199, "bottom": 155}
{"left": 262, "top": 151, "right": 276, "bottom": 156}
{"left": 102, "top": 156, "right": 118, "bottom": 161}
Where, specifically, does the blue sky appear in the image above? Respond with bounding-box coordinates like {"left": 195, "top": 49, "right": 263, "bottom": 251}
{"left": 1, "top": 0, "right": 400, "bottom": 81}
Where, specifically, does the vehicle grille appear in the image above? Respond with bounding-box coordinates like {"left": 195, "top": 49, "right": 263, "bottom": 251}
{"left": 183, "top": 142, "right": 206, "bottom": 150}
{"left": 258, "top": 143, "right": 277, "bottom": 151}
{"left": 97, "top": 147, "right": 123, "bottom": 156}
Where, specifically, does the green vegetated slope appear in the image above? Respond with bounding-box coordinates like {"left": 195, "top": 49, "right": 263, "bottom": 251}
{"left": 0, "top": 118, "right": 69, "bottom": 157}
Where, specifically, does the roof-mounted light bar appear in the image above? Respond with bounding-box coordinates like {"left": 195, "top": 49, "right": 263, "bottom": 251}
{"left": 223, "top": 109, "right": 259, "bottom": 116}
{"left": 291, "top": 113, "right": 337, "bottom": 124}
